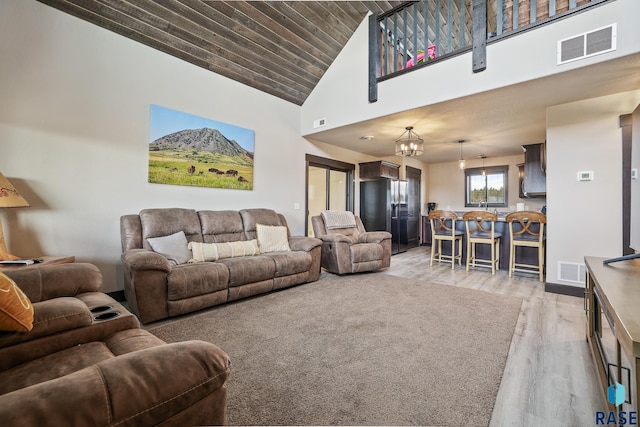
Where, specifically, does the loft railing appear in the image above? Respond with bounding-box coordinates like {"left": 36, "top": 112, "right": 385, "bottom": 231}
{"left": 369, "top": 0, "right": 609, "bottom": 102}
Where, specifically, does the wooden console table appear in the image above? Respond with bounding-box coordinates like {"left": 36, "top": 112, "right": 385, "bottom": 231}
{"left": 0, "top": 256, "right": 75, "bottom": 271}
{"left": 585, "top": 256, "right": 640, "bottom": 413}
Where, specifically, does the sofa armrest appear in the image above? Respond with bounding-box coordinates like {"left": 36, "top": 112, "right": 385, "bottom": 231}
{"left": 121, "top": 249, "right": 172, "bottom": 273}
{"left": 358, "top": 231, "right": 392, "bottom": 244}
{"left": 4, "top": 263, "right": 102, "bottom": 303}
{"left": 0, "top": 340, "right": 231, "bottom": 426}
{"left": 287, "top": 236, "right": 322, "bottom": 252}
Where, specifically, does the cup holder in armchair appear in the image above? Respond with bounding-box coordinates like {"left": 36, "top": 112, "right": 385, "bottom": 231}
{"left": 94, "top": 311, "right": 120, "bottom": 321}
{"left": 90, "top": 305, "right": 113, "bottom": 313}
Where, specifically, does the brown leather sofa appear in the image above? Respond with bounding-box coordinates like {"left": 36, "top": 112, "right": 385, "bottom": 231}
{"left": 0, "top": 263, "right": 231, "bottom": 426}
{"left": 311, "top": 213, "right": 392, "bottom": 274}
{"left": 120, "top": 208, "right": 322, "bottom": 324}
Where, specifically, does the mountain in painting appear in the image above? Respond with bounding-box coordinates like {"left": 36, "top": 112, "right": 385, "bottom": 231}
{"left": 150, "top": 128, "right": 252, "bottom": 158}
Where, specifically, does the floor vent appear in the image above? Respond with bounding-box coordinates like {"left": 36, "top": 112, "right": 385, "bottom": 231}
{"left": 557, "top": 24, "right": 616, "bottom": 65}
{"left": 557, "top": 261, "right": 587, "bottom": 284}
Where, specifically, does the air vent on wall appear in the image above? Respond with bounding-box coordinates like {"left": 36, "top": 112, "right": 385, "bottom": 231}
{"left": 557, "top": 261, "right": 587, "bottom": 284}
{"left": 557, "top": 24, "right": 616, "bottom": 65}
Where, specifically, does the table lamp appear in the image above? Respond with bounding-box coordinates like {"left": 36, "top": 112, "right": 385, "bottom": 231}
{"left": 0, "top": 172, "right": 30, "bottom": 260}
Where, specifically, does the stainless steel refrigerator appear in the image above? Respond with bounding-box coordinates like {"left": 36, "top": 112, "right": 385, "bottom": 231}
{"left": 360, "top": 178, "right": 408, "bottom": 255}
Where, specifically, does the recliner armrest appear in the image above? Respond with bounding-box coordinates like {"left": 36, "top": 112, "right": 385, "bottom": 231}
{"left": 5, "top": 263, "right": 102, "bottom": 303}
{"left": 317, "top": 234, "right": 354, "bottom": 244}
{"left": 287, "top": 236, "right": 322, "bottom": 252}
{"left": 358, "top": 231, "right": 392, "bottom": 244}
{"left": 121, "top": 248, "right": 172, "bottom": 273}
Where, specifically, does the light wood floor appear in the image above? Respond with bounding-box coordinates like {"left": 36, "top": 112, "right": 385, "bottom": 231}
{"left": 386, "top": 246, "right": 605, "bottom": 426}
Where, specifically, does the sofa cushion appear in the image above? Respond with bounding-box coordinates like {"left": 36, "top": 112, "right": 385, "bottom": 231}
{"left": 147, "top": 231, "right": 192, "bottom": 265}
{"left": 350, "top": 243, "right": 384, "bottom": 264}
{"left": 0, "top": 341, "right": 115, "bottom": 395}
{"left": 167, "top": 263, "right": 230, "bottom": 301}
{"left": 189, "top": 240, "right": 259, "bottom": 262}
{"left": 239, "top": 208, "right": 286, "bottom": 240}
{"left": 0, "top": 271, "right": 34, "bottom": 332}
{"left": 139, "top": 208, "right": 203, "bottom": 250}
{"left": 199, "top": 210, "right": 245, "bottom": 243}
{"left": 262, "top": 251, "right": 312, "bottom": 277}
{"left": 217, "top": 256, "right": 275, "bottom": 287}
{"left": 256, "top": 224, "right": 290, "bottom": 253}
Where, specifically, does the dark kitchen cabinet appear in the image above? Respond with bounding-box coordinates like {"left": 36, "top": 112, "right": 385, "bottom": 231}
{"left": 359, "top": 161, "right": 400, "bottom": 180}
{"left": 522, "top": 143, "right": 546, "bottom": 197}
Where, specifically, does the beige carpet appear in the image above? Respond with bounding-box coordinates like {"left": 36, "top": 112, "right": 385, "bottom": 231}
{"left": 149, "top": 273, "right": 523, "bottom": 426}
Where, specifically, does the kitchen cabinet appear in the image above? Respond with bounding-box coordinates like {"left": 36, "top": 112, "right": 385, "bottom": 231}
{"left": 359, "top": 161, "right": 400, "bottom": 180}
{"left": 522, "top": 143, "right": 546, "bottom": 197}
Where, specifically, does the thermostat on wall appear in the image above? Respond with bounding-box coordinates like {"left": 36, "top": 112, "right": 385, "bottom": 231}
{"left": 577, "top": 171, "right": 594, "bottom": 181}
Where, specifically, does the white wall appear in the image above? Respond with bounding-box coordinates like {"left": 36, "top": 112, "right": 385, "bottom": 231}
{"left": 301, "top": 0, "right": 640, "bottom": 135}
{"left": 546, "top": 90, "right": 640, "bottom": 287}
{"left": 0, "top": 1, "right": 331, "bottom": 292}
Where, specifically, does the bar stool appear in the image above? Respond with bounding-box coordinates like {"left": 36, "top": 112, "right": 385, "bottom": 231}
{"left": 463, "top": 211, "right": 502, "bottom": 275}
{"left": 505, "top": 211, "right": 546, "bottom": 282}
{"left": 429, "top": 210, "right": 463, "bottom": 269}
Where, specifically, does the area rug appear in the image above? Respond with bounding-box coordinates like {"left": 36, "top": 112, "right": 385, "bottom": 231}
{"left": 148, "top": 273, "right": 523, "bottom": 426}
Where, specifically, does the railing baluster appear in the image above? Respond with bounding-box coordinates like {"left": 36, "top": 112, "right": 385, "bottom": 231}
{"left": 383, "top": 16, "right": 389, "bottom": 76}
{"left": 549, "top": 0, "right": 556, "bottom": 16}
{"left": 436, "top": 0, "right": 441, "bottom": 55}
{"left": 497, "top": 0, "right": 504, "bottom": 35}
{"left": 460, "top": 0, "right": 466, "bottom": 47}
{"left": 403, "top": 7, "right": 408, "bottom": 69}
{"left": 424, "top": 0, "right": 429, "bottom": 59}
{"left": 448, "top": 0, "right": 453, "bottom": 52}
{"left": 415, "top": 3, "right": 419, "bottom": 65}
{"left": 570, "top": 0, "right": 577, "bottom": 8}
{"left": 530, "top": 0, "right": 537, "bottom": 24}
{"left": 393, "top": 14, "right": 398, "bottom": 73}
{"left": 513, "top": 0, "right": 519, "bottom": 30}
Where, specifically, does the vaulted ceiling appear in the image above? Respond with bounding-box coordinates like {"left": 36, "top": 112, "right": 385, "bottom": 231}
{"left": 35, "top": 1, "right": 640, "bottom": 162}
{"left": 37, "top": 0, "right": 404, "bottom": 106}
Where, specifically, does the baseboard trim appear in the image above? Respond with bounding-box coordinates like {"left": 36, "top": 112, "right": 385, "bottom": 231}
{"left": 107, "top": 290, "right": 126, "bottom": 302}
{"left": 545, "top": 282, "right": 584, "bottom": 298}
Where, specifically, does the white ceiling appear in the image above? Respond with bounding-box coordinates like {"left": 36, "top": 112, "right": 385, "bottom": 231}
{"left": 305, "top": 53, "right": 640, "bottom": 163}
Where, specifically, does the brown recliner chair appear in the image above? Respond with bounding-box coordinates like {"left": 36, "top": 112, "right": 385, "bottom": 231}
{"left": 311, "top": 211, "right": 392, "bottom": 275}
{"left": 0, "top": 263, "right": 230, "bottom": 426}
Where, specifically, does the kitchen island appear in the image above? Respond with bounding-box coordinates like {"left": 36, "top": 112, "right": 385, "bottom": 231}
{"left": 422, "top": 213, "right": 545, "bottom": 272}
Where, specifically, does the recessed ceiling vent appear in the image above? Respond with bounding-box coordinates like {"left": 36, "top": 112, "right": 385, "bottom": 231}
{"left": 557, "top": 261, "right": 587, "bottom": 284}
{"left": 557, "top": 24, "right": 616, "bottom": 65}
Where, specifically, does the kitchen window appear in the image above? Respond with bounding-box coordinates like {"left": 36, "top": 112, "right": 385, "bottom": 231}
{"left": 464, "top": 166, "right": 508, "bottom": 208}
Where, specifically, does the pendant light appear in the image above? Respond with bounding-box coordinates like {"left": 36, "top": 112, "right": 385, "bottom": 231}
{"left": 395, "top": 126, "right": 424, "bottom": 157}
{"left": 480, "top": 154, "right": 486, "bottom": 175}
{"left": 458, "top": 140, "right": 466, "bottom": 170}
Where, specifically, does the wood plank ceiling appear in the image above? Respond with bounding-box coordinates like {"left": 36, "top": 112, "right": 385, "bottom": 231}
{"left": 37, "top": 0, "right": 405, "bottom": 105}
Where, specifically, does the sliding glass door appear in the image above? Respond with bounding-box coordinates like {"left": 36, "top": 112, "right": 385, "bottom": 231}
{"left": 306, "top": 155, "right": 355, "bottom": 236}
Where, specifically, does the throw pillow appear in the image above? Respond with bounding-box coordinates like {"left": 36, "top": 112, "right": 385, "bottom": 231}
{"left": 189, "top": 240, "right": 260, "bottom": 262}
{"left": 147, "top": 231, "right": 192, "bottom": 265}
{"left": 256, "top": 224, "right": 290, "bottom": 253}
{"left": 0, "top": 271, "right": 34, "bottom": 332}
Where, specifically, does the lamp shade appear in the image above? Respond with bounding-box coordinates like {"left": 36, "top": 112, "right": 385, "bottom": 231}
{"left": 395, "top": 126, "right": 424, "bottom": 157}
{"left": 0, "top": 173, "right": 30, "bottom": 208}
{"left": 0, "top": 172, "right": 29, "bottom": 261}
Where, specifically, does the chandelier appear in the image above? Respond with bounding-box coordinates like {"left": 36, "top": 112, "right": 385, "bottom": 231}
{"left": 395, "top": 126, "right": 424, "bottom": 157}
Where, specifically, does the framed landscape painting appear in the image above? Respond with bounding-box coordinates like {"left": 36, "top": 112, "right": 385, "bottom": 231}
{"left": 148, "top": 105, "right": 255, "bottom": 190}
